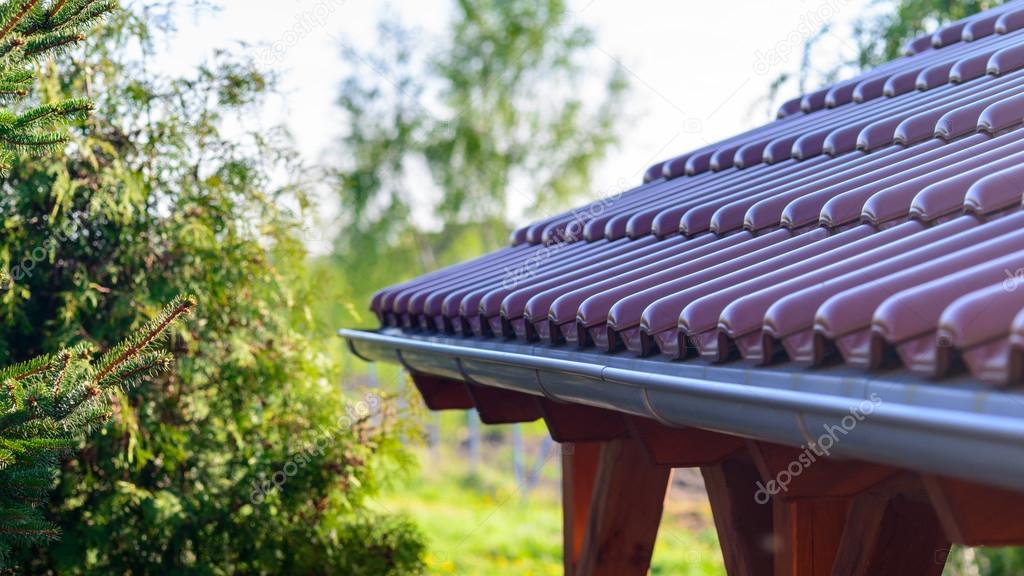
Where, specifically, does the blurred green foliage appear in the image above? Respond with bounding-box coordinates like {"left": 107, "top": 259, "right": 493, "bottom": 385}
{"left": 325, "top": 0, "right": 629, "bottom": 326}
{"left": 851, "top": 0, "right": 1002, "bottom": 67}
{"left": 763, "top": 0, "right": 1004, "bottom": 115}
{"left": 1, "top": 5, "right": 424, "bottom": 574}
{"left": 314, "top": 3, "right": 635, "bottom": 573}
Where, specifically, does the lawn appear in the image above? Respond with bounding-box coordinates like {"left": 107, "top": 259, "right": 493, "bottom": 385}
{"left": 374, "top": 412, "right": 726, "bottom": 575}
{"left": 369, "top": 405, "right": 1018, "bottom": 575}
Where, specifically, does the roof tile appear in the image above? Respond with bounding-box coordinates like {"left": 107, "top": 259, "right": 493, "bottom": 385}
{"left": 368, "top": 3, "right": 1024, "bottom": 387}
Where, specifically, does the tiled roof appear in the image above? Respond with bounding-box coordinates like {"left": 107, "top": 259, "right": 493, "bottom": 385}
{"left": 370, "top": 2, "right": 1024, "bottom": 387}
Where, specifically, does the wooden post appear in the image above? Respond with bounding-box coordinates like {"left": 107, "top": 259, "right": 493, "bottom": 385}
{"left": 562, "top": 442, "right": 601, "bottom": 575}
{"left": 770, "top": 498, "right": 849, "bottom": 575}
{"left": 700, "top": 452, "right": 775, "bottom": 576}
{"left": 574, "top": 435, "right": 671, "bottom": 576}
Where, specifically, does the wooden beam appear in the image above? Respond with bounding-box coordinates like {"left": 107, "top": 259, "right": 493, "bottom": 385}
{"left": 700, "top": 451, "right": 774, "bottom": 576}
{"left": 410, "top": 373, "right": 475, "bottom": 410}
{"left": 575, "top": 435, "right": 671, "bottom": 576}
{"left": 628, "top": 416, "right": 745, "bottom": 467}
{"left": 562, "top": 442, "right": 601, "bottom": 575}
{"left": 831, "top": 479, "right": 949, "bottom": 576}
{"left": 748, "top": 440, "right": 900, "bottom": 575}
{"left": 772, "top": 498, "right": 849, "bottom": 576}
{"left": 747, "top": 440, "right": 896, "bottom": 501}
{"left": 923, "top": 475, "right": 1024, "bottom": 546}
{"left": 463, "top": 383, "right": 542, "bottom": 424}
{"left": 540, "top": 399, "right": 627, "bottom": 443}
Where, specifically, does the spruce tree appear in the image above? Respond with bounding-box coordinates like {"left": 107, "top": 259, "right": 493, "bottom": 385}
{"left": 0, "top": 0, "right": 194, "bottom": 569}
{"left": 0, "top": 0, "right": 116, "bottom": 175}
{"left": 0, "top": 295, "right": 194, "bottom": 567}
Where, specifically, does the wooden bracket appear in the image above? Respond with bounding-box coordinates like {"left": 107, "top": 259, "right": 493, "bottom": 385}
{"left": 832, "top": 476, "right": 949, "bottom": 576}
{"left": 463, "top": 383, "right": 543, "bottom": 424}
{"left": 540, "top": 399, "right": 628, "bottom": 443}
{"left": 924, "top": 475, "right": 1024, "bottom": 546}
{"left": 627, "top": 416, "right": 745, "bottom": 467}
{"left": 410, "top": 373, "right": 475, "bottom": 410}
{"left": 746, "top": 440, "right": 896, "bottom": 501}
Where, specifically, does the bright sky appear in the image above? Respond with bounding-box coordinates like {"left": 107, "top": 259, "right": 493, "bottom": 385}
{"left": 155, "top": 0, "right": 869, "bottom": 240}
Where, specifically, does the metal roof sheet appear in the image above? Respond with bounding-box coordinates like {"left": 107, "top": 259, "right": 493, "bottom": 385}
{"left": 368, "top": 2, "right": 1024, "bottom": 387}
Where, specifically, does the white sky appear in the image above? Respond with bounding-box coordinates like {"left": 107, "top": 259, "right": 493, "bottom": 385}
{"left": 154, "top": 0, "right": 869, "bottom": 241}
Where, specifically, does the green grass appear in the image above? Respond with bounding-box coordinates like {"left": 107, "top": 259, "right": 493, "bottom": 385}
{"left": 373, "top": 409, "right": 1024, "bottom": 576}
{"left": 360, "top": 386, "right": 1024, "bottom": 576}
{"left": 375, "top": 416, "right": 725, "bottom": 575}
{"left": 380, "top": 468, "right": 564, "bottom": 575}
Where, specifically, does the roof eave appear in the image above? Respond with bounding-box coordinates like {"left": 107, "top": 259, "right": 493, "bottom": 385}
{"left": 340, "top": 328, "right": 1024, "bottom": 492}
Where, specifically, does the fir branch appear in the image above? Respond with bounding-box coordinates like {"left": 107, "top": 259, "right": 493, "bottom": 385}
{"left": 0, "top": 147, "right": 14, "bottom": 175}
{"left": 0, "top": 36, "right": 24, "bottom": 59}
{"left": 0, "top": 526, "right": 58, "bottom": 538}
{"left": 48, "top": 0, "right": 113, "bottom": 31}
{"left": 47, "top": 0, "right": 65, "bottom": 18}
{"left": 48, "top": 350, "right": 70, "bottom": 396}
{"left": 0, "top": 0, "right": 40, "bottom": 43}
{"left": 0, "top": 468, "right": 59, "bottom": 499}
{"left": 0, "top": 88, "right": 30, "bottom": 99}
{"left": 52, "top": 354, "right": 167, "bottom": 421}
{"left": 0, "top": 129, "right": 66, "bottom": 153}
{"left": 96, "top": 352, "right": 172, "bottom": 392}
{"left": 22, "top": 0, "right": 115, "bottom": 35}
{"left": 0, "top": 90, "right": 30, "bottom": 102}
{"left": 0, "top": 67, "right": 34, "bottom": 99}
{"left": 23, "top": 30, "right": 83, "bottom": 57}
{"left": 0, "top": 353, "right": 54, "bottom": 384}
{"left": 12, "top": 98, "right": 92, "bottom": 129}
{"left": 92, "top": 295, "right": 196, "bottom": 385}
{"left": 0, "top": 436, "right": 76, "bottom": 457}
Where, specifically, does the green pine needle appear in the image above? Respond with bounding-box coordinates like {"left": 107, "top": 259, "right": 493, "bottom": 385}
{"left": 92, "top": 294, "right": 196, "bottom": 385}
{"left": 0, "top": 0, "right": 116, "bottom": 183}
{"left": 12, "top": 98, "right": 92, "bottom": 129}
{"left": 0, "top": 1, "right": 41, "bottom": 43}
{"left": 47, "top": 0, "right": 114, "bottom": 32}
{"left": 22, "top": 30, "right": 82, "bottom": 56}
{"left": 0, "top": 295, "right": 194, "bottom": 564}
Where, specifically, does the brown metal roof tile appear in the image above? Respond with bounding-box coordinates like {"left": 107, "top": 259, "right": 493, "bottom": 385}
{"left": 765, "top": 215, "right": 984, "bottom": 364}
{"left": 816, "top": 215, "right": 1024, "bottom": 368}
{"left": 366, "top": 3, "right": 1024, "bottom": 389}
{"left": 937, "top": 282, "right": 1024, "bottom": 383}
{"left": 874, "top": 250, "right": 1024, "bottom": 376}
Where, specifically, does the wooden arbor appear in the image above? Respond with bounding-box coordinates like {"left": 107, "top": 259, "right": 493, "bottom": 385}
{"left": 412, "top": 373, "right": 1024, "bottom": 576}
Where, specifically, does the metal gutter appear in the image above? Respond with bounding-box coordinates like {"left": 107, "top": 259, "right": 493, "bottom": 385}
{"left": 340, "top": 328, "right": 1024, "bottom": 492}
